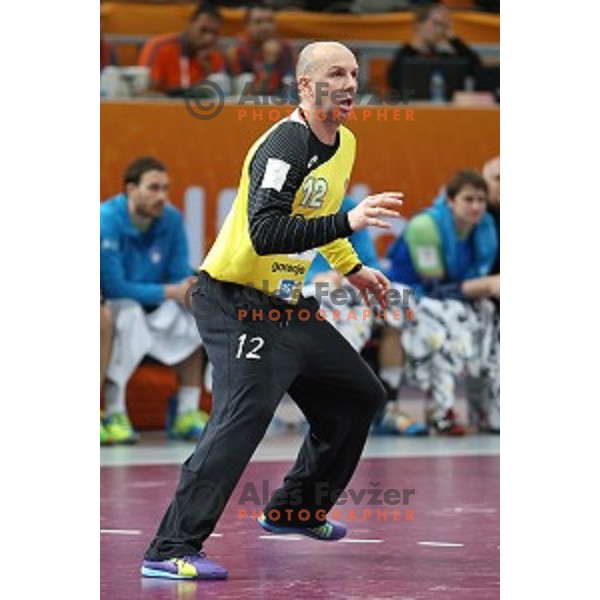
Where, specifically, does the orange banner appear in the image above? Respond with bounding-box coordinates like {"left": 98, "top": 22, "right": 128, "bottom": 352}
{"left": 101, "top": 101, "right": 499, "bottom": 261}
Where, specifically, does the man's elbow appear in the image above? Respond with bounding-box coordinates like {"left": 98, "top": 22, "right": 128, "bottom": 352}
{"left": 100, "top": 274, "right": 131, "bottom": 301}
{"left": 248, "top": 223, "right": 274, "bottom": 256}
{"left": 250, "top": 235, "right": 272, "bottom": 256}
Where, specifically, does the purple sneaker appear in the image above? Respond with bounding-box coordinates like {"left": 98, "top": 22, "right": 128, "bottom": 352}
{"left": 258, "top": 512, "right": 347, "bottom": 541}
{"left": 141, "top": 552, "right": 228, "bottom": 580}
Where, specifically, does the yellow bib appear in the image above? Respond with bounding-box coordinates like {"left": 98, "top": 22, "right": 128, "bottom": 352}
{"left": 201, "top": 117, "right": 359, "bottom": 303}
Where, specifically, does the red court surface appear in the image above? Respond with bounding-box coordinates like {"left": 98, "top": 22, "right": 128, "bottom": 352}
{"left": 101, "top": 454, "right": 499, "bottom": 599}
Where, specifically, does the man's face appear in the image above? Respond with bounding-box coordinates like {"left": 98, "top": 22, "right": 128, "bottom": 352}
{"left": 449, "top": 184, "right": 488, "bottom": 227}
{"left": 300, "top": 48, "right": 359, "bottom": 122}
{"left": 484, "top": 161, "right": 500, "bottom": 208}
{"left": 127, "top": 170, "right": 170, "bottom": 220}
{"left": 246, "top": 8, "right": 277, "bottom": 44}
{"left": 418, "top": 7, "right": 451, "bottom": 46}
{"left": 188, "top": 14, "right": 220, "bottom": 51}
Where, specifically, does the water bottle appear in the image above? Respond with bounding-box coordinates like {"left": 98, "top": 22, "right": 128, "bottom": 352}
{"left": 430, "top": 69, "right": 446, "bottom": 103}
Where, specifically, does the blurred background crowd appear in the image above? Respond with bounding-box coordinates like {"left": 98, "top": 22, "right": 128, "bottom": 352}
{"left": 101, "top": 0, "right": 499, "bottom": 103}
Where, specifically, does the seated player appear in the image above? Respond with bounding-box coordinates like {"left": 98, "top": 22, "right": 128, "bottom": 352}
{"left": 100, "top": 157, "right": 207, "bottom": 444}
{"left": 138, "top": 3, "right": 226, "bottom": 95}
{"left": 464, "top": 155, "right": 500, "bottom": 433}
{"left": 305, "top": 196, "right": 427, "bottom": 436}
{"left": 387, "top": 169, "right": 499, "bottom": 435}
{"left": 226, "top": 1, "right": 295, "bottom": 95}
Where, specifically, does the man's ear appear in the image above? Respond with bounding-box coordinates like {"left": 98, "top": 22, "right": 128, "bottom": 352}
{"left": 297, "top": 75, "right": 311, "bottom": 98}
{"left": 125, "top": 182, "right": 137, "bottom": 197}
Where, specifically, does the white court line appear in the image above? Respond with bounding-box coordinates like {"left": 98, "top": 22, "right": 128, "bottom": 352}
{"left": 418, "top": 541, "right": 464, "bottom": 548}
{"left": 259, "top": 535, "right": 303, "bottom": 541}
{"left": 129, "top": 482, "right": 165, "bottom": 488}
{"left": 100, "top": 529, "right": 222, "bottom": 538}
{"left": 340, "top": 539, "right": 383, "bottom": 544}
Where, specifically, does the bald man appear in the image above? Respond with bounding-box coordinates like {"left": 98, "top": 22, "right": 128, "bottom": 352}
{"left": 141, "top": 42, "right": 405, "bottom": 580}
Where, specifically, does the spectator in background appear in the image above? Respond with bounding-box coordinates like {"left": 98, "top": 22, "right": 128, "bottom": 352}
{"left": 475, "top": 0, "right": 500, "bottom": 13}
{"left": 138, "top": 3, "right": 225, "bottom": 94}
{"left": 387, "top": 170, "right": 499, "bottom": 434}
{"left": 100, "top": 157, "right": 207, "bottom": 444}
{"left": 100, "top": 302, "right": 114, "bottom": 445}
{"left": 227, "top": 1, "right": 295, "bottom": 95}
{"left": 100, "top": 6, "right": 117, "bottom": 71}
{"left": 100, "top": 37, "right": 118, "bottom": 72}
{"left": 387, "top": 3, "right": 481, "bottom": 94}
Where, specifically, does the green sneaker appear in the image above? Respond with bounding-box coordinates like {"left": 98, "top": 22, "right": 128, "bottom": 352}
{"left": 168, "top": 410, "right": 208, "bottom": 441}
{"left": 104, "top": 412, "right": 140, "bottom": 444}
{"left": 100, "top": 419, "right": 112, "bottom": 446}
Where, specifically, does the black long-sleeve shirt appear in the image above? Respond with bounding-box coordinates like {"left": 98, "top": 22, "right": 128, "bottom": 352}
{"left": 247, "top": 115, "right": 353, "bottom": 256}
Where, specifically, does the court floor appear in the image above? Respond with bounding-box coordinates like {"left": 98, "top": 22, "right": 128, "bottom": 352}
{"left": 101, "top": 424, "right": 499, "bottom": 600}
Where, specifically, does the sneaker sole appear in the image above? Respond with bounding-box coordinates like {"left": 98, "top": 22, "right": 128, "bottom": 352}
{"left": 140, "top": 566, "right": 227, "bottom": 580}
{"left": 258, "top": 517, "right": 346, "bottom": 541}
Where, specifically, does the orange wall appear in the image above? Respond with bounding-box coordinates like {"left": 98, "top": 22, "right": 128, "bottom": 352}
{"left": 101, "top": 101, "right": 499, "bottom": 254}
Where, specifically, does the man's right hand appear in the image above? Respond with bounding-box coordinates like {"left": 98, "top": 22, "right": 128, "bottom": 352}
{"left": 461, "top": 274, "right": 500, "bottom": 300}
{"left": 488, "top": 274, "right": 500, "bottom": 299}
{"left": 347, "top": 192, "right": 404, "bottom": 232}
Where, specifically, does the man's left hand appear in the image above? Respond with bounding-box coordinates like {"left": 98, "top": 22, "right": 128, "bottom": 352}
{"left": 346, "top": 266, "right": 391, "bottom": 308}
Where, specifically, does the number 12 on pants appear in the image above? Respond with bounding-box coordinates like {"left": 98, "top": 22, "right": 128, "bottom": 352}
{"left": 236, "top": 333, "right": 265, "bottom": 360}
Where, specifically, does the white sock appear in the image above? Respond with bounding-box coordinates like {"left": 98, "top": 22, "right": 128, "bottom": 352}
{"left": 177, "top": 386, "right": 200, "bottom": 415}
{"left": 104, "top": 381, "right": 127, "bottom": 417}
{"left": 380, "top": 366, "right": 403, "bottom": 391}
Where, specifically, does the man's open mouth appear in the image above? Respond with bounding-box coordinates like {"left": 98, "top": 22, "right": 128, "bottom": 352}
{"left": 339, "top": 97, "right": 354, "bottom": 111}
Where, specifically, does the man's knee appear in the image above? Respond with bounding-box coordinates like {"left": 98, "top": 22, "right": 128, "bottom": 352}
{"left": 176, "top": 345, "right": 204, "bottom": 368}
{"left": 372, "top": 376, "right": 387, "bottom": 409}
{"left": 355, "top": 371, "right": 386, "bottom": 412}
{"left": 214, "top": 397, "right": 276, "bottom": 443}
